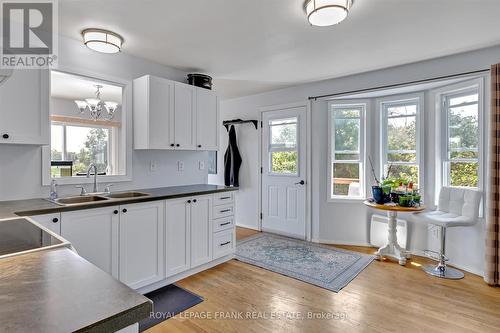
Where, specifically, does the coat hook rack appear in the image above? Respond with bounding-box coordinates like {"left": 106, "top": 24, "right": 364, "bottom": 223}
{"left": 223, "top": 118, "right": 258, "bottom": 131}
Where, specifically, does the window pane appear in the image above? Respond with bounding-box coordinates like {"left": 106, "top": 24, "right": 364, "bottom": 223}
{"left": 450, "top": 162, "right": 478, "bottom": 187}
{"left": 51, "top": 125, "right": 63, "bottom": 161}
{"left": 449, "top": 93, "right": 478, "bottom": 106}
{"left": 332, "top": 163, "right": 360, "bottom": 196}
{"left": 387, "top": 104, "right": 417, "bottom": 117}
{"left": 387, "top": 152, "right": 416, "bottom": 163}
{"left": 448, "top": 104, "right": 478, "bottom": 155}
{"left": 334, "top": 118, "right": 360, "bottom": 152}
{"left": 66, "top": 126, "right": 109, "bottom": 176}
{"left": 270, "top": 118, "right": 297, "bottom": 149}
{"left": 387, "top": 116, "right": 416, "bottom": 152}
{"left": 335, "top": 153, "right": 360, "bottom": 161}
{"left": 271, "top": 151, "right": 297, "bottom": 174}
{"left": 334, "top": 108, "right": 360, "bottom": 119}
{"left": 385, "top": 164, "right": 419, "bottom": 186}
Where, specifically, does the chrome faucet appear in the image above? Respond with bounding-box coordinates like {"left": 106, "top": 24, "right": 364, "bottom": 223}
{"left": 86, "top": 163, "right": 98, "bottom": 193}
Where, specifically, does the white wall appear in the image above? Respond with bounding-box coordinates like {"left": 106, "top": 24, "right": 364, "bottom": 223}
{"left": 217, "top": 45, "right": 500, "bottom": 276}
{"left": 0, "top": 35, "right": 208, "bottom": 200}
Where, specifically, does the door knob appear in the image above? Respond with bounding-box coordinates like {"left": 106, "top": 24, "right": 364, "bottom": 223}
{"left": 295, "top": 180, "right": 305, "bottom": 185}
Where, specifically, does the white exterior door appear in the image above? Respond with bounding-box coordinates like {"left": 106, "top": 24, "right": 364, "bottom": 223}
{"left": 261, "top": 106, "right": 307, "bottom": 239}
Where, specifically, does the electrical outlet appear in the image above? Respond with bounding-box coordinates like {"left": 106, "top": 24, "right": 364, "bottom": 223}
{"left": 150, "top": 160, "right": 159, "bottom": 172}
{"left": 178, "top": 161, "right": 184, "bottom": 171}
{"left": 199, "top": 161, "right": 205, "bottom": 170}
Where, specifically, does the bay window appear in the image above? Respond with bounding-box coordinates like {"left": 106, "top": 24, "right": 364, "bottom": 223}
{"left": 329, "top": 102, "right": 366, "bottom": 199}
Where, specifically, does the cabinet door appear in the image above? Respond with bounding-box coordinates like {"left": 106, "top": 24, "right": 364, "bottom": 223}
{"left": 173, "top": 83, "right": 196, "bottom": 150}
{"left": 196, "top": 88, "right": 219, "bottom": 151}
{"left": 190, "top": 196, "right": 212, "bottom": 268}
{"left": 165, "top": 198, "right": 191, "bottom": 277}
{"left": 29, "top": 213, "right": 61, "bottom": 235}
{"left": 133, "top": 75, "right": 174, "bottom": 149}
{"left": 61, "top": 207, "right": 119, "bottom": 278}
{"left": 119, "top": 201, "right": 165, "bottom": 289}
{"left": 0, "top": 69, "right": 49, "bottom": 145}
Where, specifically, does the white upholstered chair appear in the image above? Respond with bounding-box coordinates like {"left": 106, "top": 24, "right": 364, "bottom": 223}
{"left": 412, "top": 186, "right": 482, "bottom": 279}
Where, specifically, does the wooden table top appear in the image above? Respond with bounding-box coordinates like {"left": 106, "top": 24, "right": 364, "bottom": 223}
{"left": 363, "top": 200, "right": 426, "bottom": 212}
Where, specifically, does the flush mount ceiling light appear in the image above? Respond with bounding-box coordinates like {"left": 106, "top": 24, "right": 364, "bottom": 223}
{"left": 304, "top": 0, "right": 353, "bottom": 27}
{"left": 82, "top": 28, "right": 123, "bottom": 54}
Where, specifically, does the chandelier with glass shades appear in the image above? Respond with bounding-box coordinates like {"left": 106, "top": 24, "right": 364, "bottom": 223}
{"left": 304, "top": 0, "right": 353, "bottom": 27}
{"left": 74, "top": 85, "right": 119, "bottom": 121}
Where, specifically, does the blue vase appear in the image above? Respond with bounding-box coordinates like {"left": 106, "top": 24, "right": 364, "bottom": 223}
{"left": 372, "top": 186, "right": 384, "bottom": 204}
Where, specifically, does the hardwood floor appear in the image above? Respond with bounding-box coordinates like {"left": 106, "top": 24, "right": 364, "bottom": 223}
{"left": 146, "top": 227, "right": 500, "bottom": 333}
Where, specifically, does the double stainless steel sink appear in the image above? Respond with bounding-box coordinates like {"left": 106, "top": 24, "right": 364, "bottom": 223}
{"left": 51, "top": 191, "right": 151, "bottom": 206}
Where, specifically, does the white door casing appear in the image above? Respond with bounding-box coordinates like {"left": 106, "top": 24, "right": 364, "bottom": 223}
{"left": 261, "top": 106, "right": 307, "bottom": 239}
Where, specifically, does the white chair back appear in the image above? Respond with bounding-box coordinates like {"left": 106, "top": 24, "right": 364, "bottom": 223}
{"left": 437, "top": 187, "right": 482, "bottom": 220}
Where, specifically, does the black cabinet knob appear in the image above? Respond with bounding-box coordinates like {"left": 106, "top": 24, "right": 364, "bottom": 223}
{"left": 170, "top": 144, "right": 174, "bottom": 147}
{"left": 197, "top": 144, "right": 202, "bottom": 148}
{"left": 187, "top": 200, "right": 191, "bottom": 203}
{"left": 193, "top": 199, "right": 197, "bottom": 203}
{"left": 2, "top": 134, "right": 9, "bottom": 139}
{"left": 113, "top": 210, "right": 119, "bottom": 215}
{"left": 52, "top": 218, "right": 59, "bottom": 223}
{"left": 176, "top": 144, "right": 180, "bottom": 147}
{"left": 122, "top": 208, "right": 127, "bottom": 213}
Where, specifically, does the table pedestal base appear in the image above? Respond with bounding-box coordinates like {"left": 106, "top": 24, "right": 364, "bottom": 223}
{"left": 374, "top": 211, "right": 410, "bottom": 266}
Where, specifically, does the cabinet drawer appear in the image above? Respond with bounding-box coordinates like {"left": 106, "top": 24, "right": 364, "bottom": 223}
{"left": 213, "top": 192, "right": 234, "bottom": 206}
{"left": 212, "top": 217, "right": 234, "bottom": 233}
{"left": 212, "top": 204, "right": 234, "bottom": 219}
{"left": 213, "top": 229, "right": 235, "bottom": 259}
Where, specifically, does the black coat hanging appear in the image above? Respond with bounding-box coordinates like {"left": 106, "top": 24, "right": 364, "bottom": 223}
{"left": 224, "top": 125, "right": 242, "bottom": 187}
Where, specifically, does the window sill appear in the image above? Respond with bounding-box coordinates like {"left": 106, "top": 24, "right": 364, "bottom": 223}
{"left": 43, "top": 174, "right": 132, "bottom": 186}
{"left": 328, "top": 197, "right": 366, "bottom": 204}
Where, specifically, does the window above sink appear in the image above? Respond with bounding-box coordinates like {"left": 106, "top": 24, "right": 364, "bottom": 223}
{"left": 42, "top": 68, "right": 133, "bottom": 186}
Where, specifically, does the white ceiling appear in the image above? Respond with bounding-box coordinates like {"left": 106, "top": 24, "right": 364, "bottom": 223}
{"left": 59, "top": 0, "right": 500, "bottom": 99}
{"left": 51, "top": 70, "right": 122, "bottom": 102}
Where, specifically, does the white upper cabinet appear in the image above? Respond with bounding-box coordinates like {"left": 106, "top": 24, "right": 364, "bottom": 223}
{"left": 133, "top": 75, "right": 218, "bottom": 151}
{"left": 133, "top": 75, "right": 175, "bottom": 150}
{"left": 0, "top": 69, "right": 49, "bottom": 145}
{"left": 173, "top": 82, "right": 196, "bottom": 150}
{"left": 119, "top": 201, "right": 165, "bottom": 289}
{"left": 196, "top": 88, "right": 219, "bottom": 151}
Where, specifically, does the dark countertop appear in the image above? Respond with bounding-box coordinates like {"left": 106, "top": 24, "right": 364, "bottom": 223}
{"left": 0, "top": 247, "right": 152, "bottom": 333}
{"left": 0, "top": 184, "right": 238, "bottom": 219}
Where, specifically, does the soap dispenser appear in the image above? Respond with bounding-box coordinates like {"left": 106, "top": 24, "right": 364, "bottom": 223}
{"left": 50, "top": 179, "right": 58, "bottom": 200}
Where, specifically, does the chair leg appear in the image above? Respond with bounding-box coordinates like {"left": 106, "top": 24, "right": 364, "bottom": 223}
{"left": 423, "top": 226, "right": 464, "bottom": 280}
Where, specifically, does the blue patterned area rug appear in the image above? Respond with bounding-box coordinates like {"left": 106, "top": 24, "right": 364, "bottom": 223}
{"left": 236, "top": 233, "right": 374, "bottom": 292}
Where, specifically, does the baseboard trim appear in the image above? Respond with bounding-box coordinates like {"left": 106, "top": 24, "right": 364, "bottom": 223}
{"left": 137, "top": 254, "right": 235, "bottom": 294}
{"left": 236, "top": 223, "right": 260, "bottom": 231}
{"left": 312, "top": 238, "right": 373, "bottom": 247}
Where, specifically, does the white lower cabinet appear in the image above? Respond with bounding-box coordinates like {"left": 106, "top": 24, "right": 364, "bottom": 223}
{"left": 165, "top": 198, "right": 191, "bottom": 277}
{"left": 30, "top": 213, "right": 61, "bottom": 235}
{"left": 61, "top": 206, "right": 120, "bottom": 278}
{"left": 119, "top": 201, "right": 165, "bottom": 289}
{"left": 49, "top": 192, "right": 235, "bottom": 290}
{"left": 190, "top": 196, "right": 212, "bottom": 268}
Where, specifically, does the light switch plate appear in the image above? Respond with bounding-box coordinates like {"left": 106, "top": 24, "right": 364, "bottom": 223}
{"left": 178, "top": 161, "right": 184, "bottom": 171}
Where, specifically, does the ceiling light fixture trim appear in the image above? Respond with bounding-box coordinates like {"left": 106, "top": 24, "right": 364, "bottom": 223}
{"left": 304, "top": 0, "right": 353, "bottom": 27}
{"left": 82, "top": 28, "right": 124, "bottom": 54}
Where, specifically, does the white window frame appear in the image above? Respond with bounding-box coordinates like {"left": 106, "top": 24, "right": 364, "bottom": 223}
{"left": 327, "top": 100, "right": 367, "bottom": 202}
{"left": 378, "top": 93, "right": 424, "bottom": 192}
{"left": 50, "top": 122, "right": 116, "bottom": 175}
{"left": 438, "top": 78, "right": 484, "bottom": 190}
{"left": 42, "top": 67, "right": 132, "bottom": 186}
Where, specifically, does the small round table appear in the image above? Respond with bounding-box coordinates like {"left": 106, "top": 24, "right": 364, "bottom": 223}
{"left": 363, "top": 200, "right": 425, "bottom": 265}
